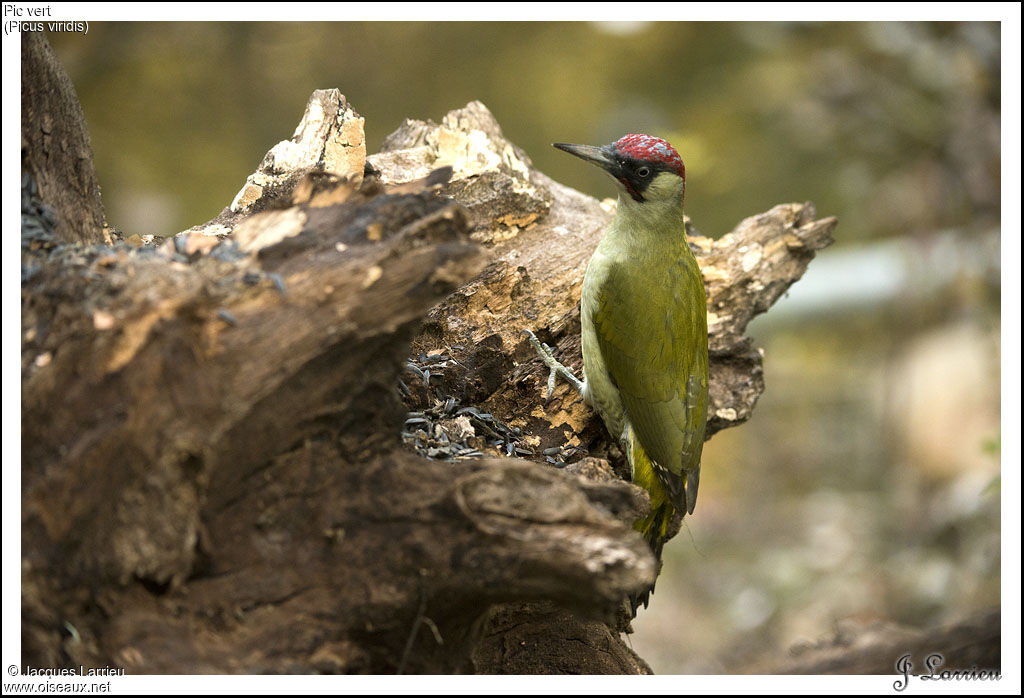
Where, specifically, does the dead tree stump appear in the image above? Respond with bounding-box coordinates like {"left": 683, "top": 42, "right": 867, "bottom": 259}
{"left": 21, "top": 55, "right": 838, "bottom": 673}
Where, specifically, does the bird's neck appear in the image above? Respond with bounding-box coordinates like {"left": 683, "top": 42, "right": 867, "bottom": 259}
{"left": 604, "top": 190, "right": 689, "bottom": 260}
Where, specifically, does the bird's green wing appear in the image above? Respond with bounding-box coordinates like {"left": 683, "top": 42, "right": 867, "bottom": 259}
{"left": 590, "top": 253, "right": 709, "bottom": 513}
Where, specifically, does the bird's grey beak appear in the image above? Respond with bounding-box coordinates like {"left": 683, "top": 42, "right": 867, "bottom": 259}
{"left": 553, "top": 142, "right": 616, "bottom": 173}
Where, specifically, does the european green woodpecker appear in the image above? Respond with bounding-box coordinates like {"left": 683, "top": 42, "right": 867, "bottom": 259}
{"left": 527, "top": 134, "right": 709, "bottom": 613}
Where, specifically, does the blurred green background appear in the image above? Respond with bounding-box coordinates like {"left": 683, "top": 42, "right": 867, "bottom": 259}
{"left": 48, "top": 21, "right": 1002, "bottom": 673}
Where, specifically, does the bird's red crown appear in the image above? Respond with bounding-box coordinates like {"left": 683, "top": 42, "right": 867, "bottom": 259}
{"left": 613, "top": 134, "right": 684, "bottom": 180}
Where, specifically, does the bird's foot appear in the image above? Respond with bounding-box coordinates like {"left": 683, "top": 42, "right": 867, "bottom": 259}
{"left": 522, "top": 329, "right": 585, "bottom": 400}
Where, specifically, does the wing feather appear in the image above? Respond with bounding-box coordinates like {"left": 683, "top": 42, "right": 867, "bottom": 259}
{"left": 590, "top": 252, "right": 709, "bottom": 513}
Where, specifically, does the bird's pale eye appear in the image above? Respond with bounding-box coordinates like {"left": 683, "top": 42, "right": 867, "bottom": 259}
{"left": 637, "top": 166, "right": 651, "bottom": 178}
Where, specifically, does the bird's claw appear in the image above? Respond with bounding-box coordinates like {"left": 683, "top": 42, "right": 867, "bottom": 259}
{"left": 522, "top": 328, "right": 584, "bottom": 400}
{"left": 546, "top": 366, "right": 558, "bottom": 401}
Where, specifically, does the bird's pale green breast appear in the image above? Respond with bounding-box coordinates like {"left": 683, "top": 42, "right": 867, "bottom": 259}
{"left": 580, "top": 214, "right": 709, "bottom": 509}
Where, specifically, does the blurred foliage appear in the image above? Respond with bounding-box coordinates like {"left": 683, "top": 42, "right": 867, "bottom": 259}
{"left": 46, "top": 21, "right": 1003, "bottom": 674}
{"left": 49, "top": 22, "right": 998, "bottom": 242}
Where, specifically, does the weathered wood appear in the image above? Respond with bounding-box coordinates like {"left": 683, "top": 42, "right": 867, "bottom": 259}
{"left": 761, "top": 608, "right": 1000, "bottom": 675}
{"left": 21, "top": 84, "right": 839, "bottom": 674}
{"left": 185, "top": 88, "right": 368, "bottom": 237}
{"left": 21, "top": 32, "right": 106, "bottom": 245}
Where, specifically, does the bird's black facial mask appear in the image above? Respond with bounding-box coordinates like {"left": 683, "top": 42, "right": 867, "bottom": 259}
{"left": 553, "top": 142, "right": 669, "bottom": 203}
{"left": 609, "top": 153, "right": 662, "bottom": 203}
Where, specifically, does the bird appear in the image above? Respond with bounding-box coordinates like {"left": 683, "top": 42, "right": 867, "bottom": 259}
{"left": 526, "top": 133, "right": 709, "bottom": 614}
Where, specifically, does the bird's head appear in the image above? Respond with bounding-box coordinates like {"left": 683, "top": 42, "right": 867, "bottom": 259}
{"left": 554, "top": 134, "right": 685, "bottom": 206}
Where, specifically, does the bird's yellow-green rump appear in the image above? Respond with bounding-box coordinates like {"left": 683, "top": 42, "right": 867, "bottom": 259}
{"left": 527, "top": 134, "right": 708, "bottom": 614}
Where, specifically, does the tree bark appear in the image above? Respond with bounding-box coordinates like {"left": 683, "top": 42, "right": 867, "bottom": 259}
{"left": 21, "top": 82, "right": 839, "bottom": 674}
{"left": 758, "top": 608, "right": 1000, "bottom": 675}
{"left": 21, "top": 32, "right": 106, "bottom": 245}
